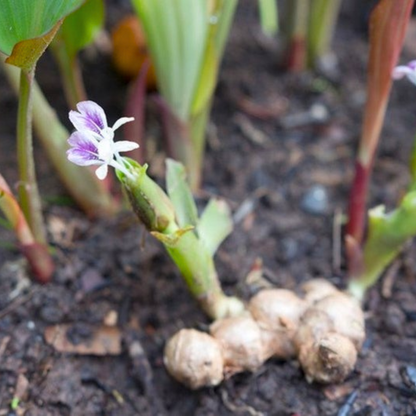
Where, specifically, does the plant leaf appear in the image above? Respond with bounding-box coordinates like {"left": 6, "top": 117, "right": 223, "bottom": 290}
{"left": 197, "top": 198, "right": 233, "bottom": 255}
{"left": 191, "top": 0, "right": 237, "bottom": 116}
{"left": 351, "top": 190, "right": 416, "bottom": 298}
{"left": 151, "top": 226, "right": 194, "bottom": 247}
{"left": 0, "top": 0, "right": 84, "bottom": 68}
{"left": 132, "top": 0, "right": 209, "bottom": 119}
{"left": 166, "top": 158, "right": 198, "bottom": 228}
{"left": 358, "top": 0, "right": 414, "bottom": 166}
{"left": 258, "top": 0, "right": 279, "bottom": 36}
{"left": 54, "top": 0, "right": 104, "bottom": 59}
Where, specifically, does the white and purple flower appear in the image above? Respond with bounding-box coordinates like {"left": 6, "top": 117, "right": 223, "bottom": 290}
{"left": 392, "top": 60, "right": 416, "bottom": 86}
{"left": 67, "top": 101, "right": 138, "bottom": 180}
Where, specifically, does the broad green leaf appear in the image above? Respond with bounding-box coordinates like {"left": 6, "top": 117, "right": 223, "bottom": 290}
{"left": 166, "top": 159, "right": 198, "bottom": 228}
{"left": 0, "top": 0, "right": 84, "bottom": 68}
{"left": 197, "top": 198, "right": 233, "bottom": 255}
{"left": 55, "top": 0, "right": 104, "bottom": 58}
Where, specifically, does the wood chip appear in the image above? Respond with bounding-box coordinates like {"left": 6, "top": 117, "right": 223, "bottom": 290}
{"left": 44, "top": 324, "right": 122, "bottom": 356}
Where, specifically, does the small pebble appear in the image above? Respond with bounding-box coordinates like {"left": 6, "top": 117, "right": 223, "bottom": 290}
{"left": 383, "top": 303, "right": 405, "bottom": 335}
{"left": 279, "top": 238, "right": 299, "bottom": 263}
{"left": 300, "top": 185, "right": 329, "bottom": 215}
{"left": 404, "top": 365, "right": 416, "bottom": 389}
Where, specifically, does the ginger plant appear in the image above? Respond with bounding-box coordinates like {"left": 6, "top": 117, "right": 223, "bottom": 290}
{"left": 66, "top": 100, "right": 244, "bottom": 320}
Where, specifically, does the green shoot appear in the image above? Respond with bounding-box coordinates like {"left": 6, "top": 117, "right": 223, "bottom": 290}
{"left": 51, "top": 0, "right": 105, "bottom": 108}
{"left": 131, "top": 0, "right": 237, "bottom": 190}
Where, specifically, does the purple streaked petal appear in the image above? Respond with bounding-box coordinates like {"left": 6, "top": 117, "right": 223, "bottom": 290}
{"left": 68, "top": 131, "right": 99, "bottom": 148}
{"left": 114, "top": 140, "right": 139, "bottom": 153}
{"left": 408, "top": 60, "right": 416, "bottom": 70}
{"left": 95, "top": 164, "right": 108, "bottom": 180}
{"left": 112, "top": 117, "right": 135, "bottom": 131}
{"left": 67, "top": 131, "right": 101, "bottom": 166}
{"left": 67, "top": 149, "right": 102, "bottom": 166}
{"left": 69, "top": 101, "right": 108, "bottom": 135}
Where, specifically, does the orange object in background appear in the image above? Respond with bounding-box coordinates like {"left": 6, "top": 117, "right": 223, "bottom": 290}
{"left": 111, "top": 15, "right": 157, "bottom": 89}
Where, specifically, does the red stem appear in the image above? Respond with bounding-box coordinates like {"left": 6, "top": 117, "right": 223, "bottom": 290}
{"left": 21, "top": 243, "right": 55, "bottom": 284}
{"left": 346, "top": 161, "right": 371, "bottom": 246}
{"left": 286, "top": 37, "right": 307, "bottom": 72}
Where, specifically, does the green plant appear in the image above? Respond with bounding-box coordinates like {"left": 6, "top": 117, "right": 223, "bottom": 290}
{"left": 131, "top": 0, "right": 238, "bottom": 191}
{"left": 345, "top": 0, "right": 415, "bottom": 300}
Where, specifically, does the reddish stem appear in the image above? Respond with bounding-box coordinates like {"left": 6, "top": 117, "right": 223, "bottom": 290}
{"left": 346, "top": 161, "right": 371, "bottom": 246}
{"left": 286, "top": 37, "right": 307, "bottom": 72}
{"left": 21, "top": 243, "right": 55, "bottom": 284}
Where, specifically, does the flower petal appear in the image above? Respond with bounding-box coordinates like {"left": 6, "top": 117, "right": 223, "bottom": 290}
{"left": 69, "top": 101, "right": 108, "bottom": 135}
{"left": 68, "top": 130, "right": 99, "bottom": 147}
{"left": 67, "top": 131, "right": 101, "bottom": 166}
{"left": 392, "top": 65, "right": 413, "bottom": 80}
{"left": 67, "top": 149, "right": 102, "bottom": 166}
{"left": 95, "top": 164, "right": 108, "bottom": 180}
{"left": 114, "top": 140, "right": 139, "bottom": 153}
{"left": 112, "top": 117, "right": 135, "bottom": 131}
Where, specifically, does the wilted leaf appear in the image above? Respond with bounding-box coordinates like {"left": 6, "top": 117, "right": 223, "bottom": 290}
{"left": 44, "top": 324, "right": 122, "bottom": 355}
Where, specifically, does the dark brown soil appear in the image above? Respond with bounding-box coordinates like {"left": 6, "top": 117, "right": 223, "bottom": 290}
{"left": 1, "top": 2, "right": 416, "bottom": 415}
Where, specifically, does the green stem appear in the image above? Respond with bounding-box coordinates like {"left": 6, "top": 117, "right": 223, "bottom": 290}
{"left": 51, "top": 42, "right": 87, "bottom": 109}
{"left": 2, "top": 61, "right": 116, "bottom": 218}
{"left": 188, "top": 102, "right": 211, "bottom": 192}
{"left": 307, "top": 0, "right": 341, "bottom": 68}
{"left": 17, "top": 67, "right": 46, "bottom": 244}
{"left": 258, "top": 0, "right": 279, "bottom": 36}
{"left": 117, "top": 160, "right": 244, "bottom": 319}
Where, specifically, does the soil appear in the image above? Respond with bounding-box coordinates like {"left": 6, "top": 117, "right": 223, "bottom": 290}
{"left": 1, "top": 1, "right": 416, "bottom": 415}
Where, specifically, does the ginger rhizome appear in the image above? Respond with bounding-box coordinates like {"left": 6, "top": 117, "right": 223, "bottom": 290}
{"left": 164, "top": 279, "right": 365, "bottom": 389}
